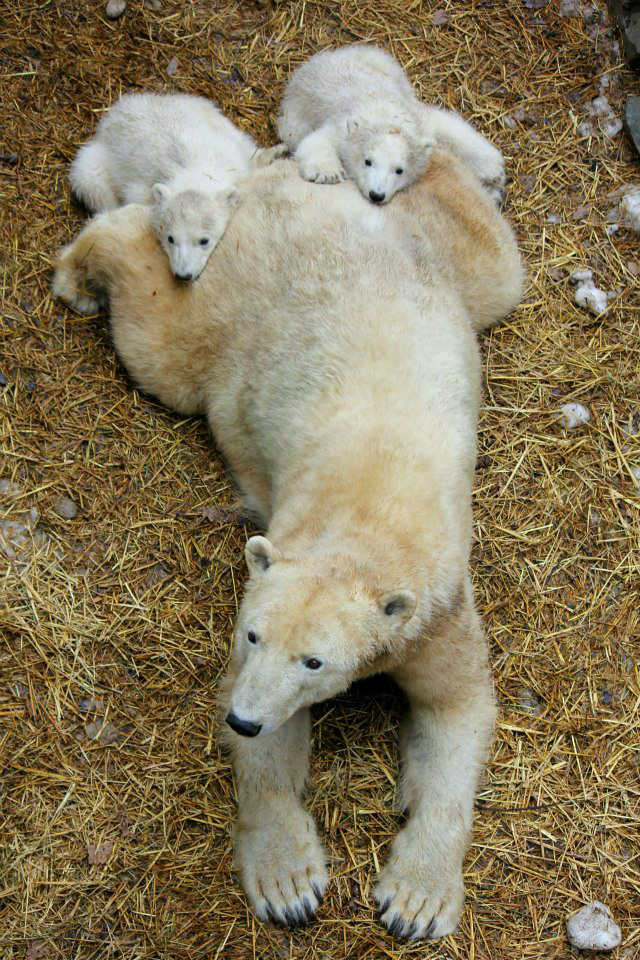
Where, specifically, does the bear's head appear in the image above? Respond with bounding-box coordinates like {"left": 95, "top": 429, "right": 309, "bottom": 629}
{"left": 224, "top": 536, "right": 417, "bottom": 737}
{"left": 341, "top": 118, "right": 435, "bottom": 205}
{"left": 150, "top": 184, "right": 239, "bottom": 282}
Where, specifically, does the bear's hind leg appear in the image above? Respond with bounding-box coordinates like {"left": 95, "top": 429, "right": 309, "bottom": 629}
{"left": 422, "top": 106, "right": 506, "bottom": 205}
{"left": 294, "top": 125, "right": 346, "bottom": 185}
{"left": 223, "top": 704, "right": 329, "bottom": 926}
{"left": 374, "top": 582, "right": 496, "bottom": 940}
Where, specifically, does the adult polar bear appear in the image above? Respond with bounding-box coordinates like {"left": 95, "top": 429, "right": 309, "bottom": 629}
{"left": 54, "top": 154, "right": 523, "bottom": 939}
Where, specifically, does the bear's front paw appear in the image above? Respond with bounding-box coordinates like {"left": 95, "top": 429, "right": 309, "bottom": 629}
{"left": 297, "top": 157, "right": 346, "bottom": 185}
{"left": 373, "top": 839, "right": 464, "bottom": 940}
{"left": 235, "top": 807, "right": 328, "bottom": 927}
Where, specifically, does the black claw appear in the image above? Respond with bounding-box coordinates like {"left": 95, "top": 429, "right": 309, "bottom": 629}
{"left": 425, "top": 916, "right": 437, "bottom": 939}
{"left": 407, "top": 920, "right": 419, "bottom": 939}
{"left": 264, "top": 904, "right": 278, "bottom": 925}
{"left": 302, "top": 896, "right": 316, "bottom": 921}
{"left": 378, "top": 896, "right": 392, "bottom": 916}
{"left": 282, "top": 906, "right": 297, "bottom": 927}
{"left": 388, "top": 914, "right": 405, "bottom": 938}
{"left": 311, "top": 883, "right": 325, "bottom": 903}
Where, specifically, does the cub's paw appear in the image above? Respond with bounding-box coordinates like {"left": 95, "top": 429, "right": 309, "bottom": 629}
{"left": 373, "top": 849, "right": 464, "bottom": 940}
{"left": 253, "top": 143, "right": 290, "bottom": 168}
{"left": 297, "top": 158, "right": 346, "bottom": 185}
{"left": 482, "top": 168, "right": 507, "bottom": 206}
{"left": 52, "top": 261, "right": 101, "bottom": 315}
{"left": 235, "top": 808, "right": 328, "bottom": 927}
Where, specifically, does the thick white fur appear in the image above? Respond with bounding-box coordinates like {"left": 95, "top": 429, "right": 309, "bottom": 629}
{"left": 70, "top": 92, "right": 282, "bottom": 281}
{"left": 278, "top": 45, "right": 506, "bottom": 204}
{"left": 53, "top": 154, "right": 523, "bottom": 939}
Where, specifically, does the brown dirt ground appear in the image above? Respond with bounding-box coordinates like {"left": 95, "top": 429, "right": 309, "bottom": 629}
{"left": 1, "top": 1, "right": 639, "bottom": 958}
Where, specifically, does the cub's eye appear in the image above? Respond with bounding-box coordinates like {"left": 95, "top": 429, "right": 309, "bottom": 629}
{"left": 199, "top": 238, "right": 209, "bottom": 246}
{"left": 304, "top": 657, "right": 323, "bottom": 670}
{"left": 364, "top": 158, "right": 372, "bottom": 167}
{"left": 168, "top": 235, "right": 175, "bottom": 244}
{"left": 247, "top": 631, "right": 257, "bottom": 644}
{"left": 395, "top": 167, "right": 404, "bottom": 175}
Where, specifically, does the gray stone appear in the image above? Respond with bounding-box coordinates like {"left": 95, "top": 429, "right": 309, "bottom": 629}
{"left": 607, "top": 0, "right": 640, "bottom": 69}
{"left": 623, "top": 96, "right": 640, "bottom": 155}
{"left": 53, "top": 496, "right": 78, "bottom": 520}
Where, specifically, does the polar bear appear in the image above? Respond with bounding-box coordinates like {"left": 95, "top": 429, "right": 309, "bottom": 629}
{"left": 278, "top": 45, "right": 506, "bottom": 204}
{"left": 53, "top": 152, "right": 523, "bottom": 939}
{"left": 70, "top": 92, "right": 282, "bottom": 282}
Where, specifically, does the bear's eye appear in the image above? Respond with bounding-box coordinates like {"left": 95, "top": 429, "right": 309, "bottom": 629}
{"left": 395, "top": 167, "right": 404, "bottom": 175}
{"left": 304, "top": 657, "right": 323, "bottom": 670}
{"left": 364, "top": 158, "right": 372, "bottom": 167}
{"left": 199, "top": 238, "right": 209, "bottom": 246}
{"left": 168, "top": 235, "right": 175, "bottom": 244}
{"left": 247, "top": 630, "right": 258, "bottom": 644}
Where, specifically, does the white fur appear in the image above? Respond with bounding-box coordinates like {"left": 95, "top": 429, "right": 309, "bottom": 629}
{"left": 70, "top": 92, "right": 258, "bottom": 280}
{"left": 278, "top": 45, "right": 507, "bottom": 204}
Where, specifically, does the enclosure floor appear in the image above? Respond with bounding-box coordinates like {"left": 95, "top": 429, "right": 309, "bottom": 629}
{"left": 1, "top": 1, "right": 639, "bottom": 958}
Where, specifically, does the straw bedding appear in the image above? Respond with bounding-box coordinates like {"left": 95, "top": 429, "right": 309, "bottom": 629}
{"left": 1, "top": 1, "right": 639, "bottom": 957}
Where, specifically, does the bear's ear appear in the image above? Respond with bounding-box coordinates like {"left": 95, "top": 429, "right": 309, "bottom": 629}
{"left": 379, "top": 589, "right": 417, "bottom": 627}
{"left": 152, "top": 182, "right": 171, "bottom": 204}
{"left": 245, "top": 535, "right": 278, "bottom": 575}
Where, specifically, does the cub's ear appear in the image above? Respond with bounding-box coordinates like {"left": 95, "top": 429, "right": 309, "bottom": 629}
{"left": 379, "top": 589, "right": 417, "bottom": 627}
{"left": 245, "top": 535, "right": 279, "bottom": 575}
{"left": 224, "top": 187, "right": 240, "bottom": 211}
{"left": 152, "top": 182, "right": 171, "bottom": 204}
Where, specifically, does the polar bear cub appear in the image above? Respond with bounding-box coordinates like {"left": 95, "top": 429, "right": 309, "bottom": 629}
{"left": 70, "top": 92, "right": 260, "bottom": 282}
{"left": 278, "top": 45, "right": 506, "bottom": 204}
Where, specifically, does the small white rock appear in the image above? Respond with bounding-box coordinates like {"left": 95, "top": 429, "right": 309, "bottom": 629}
{"left": 503, "top": 115, "right": 517, "bottom": 130}
{"left": 575, "top": 280, "right": 609, "bottom": 315}
{"left": 605, "top": 223, "right": 619, "bottom": 236}
{"left": 166, "top": 57, "right": 179, "bottom": 76}
{"left": 570, "top": 268, "right": 593, "bottom": 284}
{"left": 105, "top": 0, "right": 126, "bottom": 17}
{"left": 620, "top": 191, "right": 640, "bottom": 232}
{"left": 631, "top": 465, "right": 640, "bottom": 494}
{"left": 566, "top": 901, "right": 622, "bottom": 953}
{"left": 577, "top": 120, "right": 595, "bottom": 137}
{"left": 559, "top": 402, "right": 591, "bottom": 429}
{"left": 589, "top": 95, "right": 613, "bottom": 117}
{"left": 602, "top": 116, "right": 623, "bottom": 139}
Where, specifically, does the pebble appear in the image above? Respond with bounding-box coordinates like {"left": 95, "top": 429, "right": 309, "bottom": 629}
{"left": 53, "top": 496, "right": 78, "bottom": 520}
{"left": 166, "top": 57, "right": 179, "bottom": 76}
{"left": 0, "top": 372, "right": 6, "bottom": 386}
{"left": 620, "top": 191, "right": 640, "bottom": 232}
{"left": 602, "top": 116, "right": 623, "bottom": 139}
{"left": 517, "top": 687, "right": 541, "bottom": 715}
{"left": 559, "top": 402, "right": 591, "bottom": 429}
{"left": 570, "top": 270, "right": 610, "bottom": 314}
{"left": 105, "top": 0, "right": 126, "bottom": 17}
{"left": 566, "top": 901, "right": 622, "bottom": 953}
{"left": 631, "top": 465, "right": 640, "bottom": 494}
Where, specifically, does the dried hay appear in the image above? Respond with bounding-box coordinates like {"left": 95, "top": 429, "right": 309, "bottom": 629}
{"left": 1, "top": 1, "right": 639, "bottom": 958}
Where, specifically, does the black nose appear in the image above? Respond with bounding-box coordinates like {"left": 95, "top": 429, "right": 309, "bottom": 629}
{"left": 175, "top": 272, "right": 193, "bottom": 282}
{"left": 369, "top": 191, "right": 385, "bottom": 203}
{"left": 225, "top": 712, "right": 262, "bottom": 737}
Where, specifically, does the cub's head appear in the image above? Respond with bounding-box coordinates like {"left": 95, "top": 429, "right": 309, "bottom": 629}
{"left": 342, "top": 119, "right": 435, "bottom": 204}
{"left": 150, "top": 184, "right": 239, "bottom": 282}
{"left": 225, "top": 536, "right": 417, "bottom": 738}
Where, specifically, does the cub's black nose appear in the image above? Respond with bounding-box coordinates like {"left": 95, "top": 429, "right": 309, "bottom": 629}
{"left": 176, "top": 272, "right": 193, "bottom": 282}
{"left": 225, "top": 712, "right": 262, "bottom": 737}
{"left": 369, "top": 191, "right": 385, "bottom": 203}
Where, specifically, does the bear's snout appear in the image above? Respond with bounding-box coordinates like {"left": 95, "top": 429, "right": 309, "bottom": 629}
{"left": 369, "top": 190, "right": 385, "bottom": 203}
{"left": 225, "top": 711, "right": 262, "bottom": 737}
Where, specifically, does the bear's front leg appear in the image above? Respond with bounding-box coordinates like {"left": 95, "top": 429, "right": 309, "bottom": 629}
{"left": 225, "top": 705, "right": 329, "bottom": 926}
{"left": 294, "top": 125, "right": 346, "bottom": 184}
{"left": 374, "top": 583, "right": 496, "bottom": 939}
